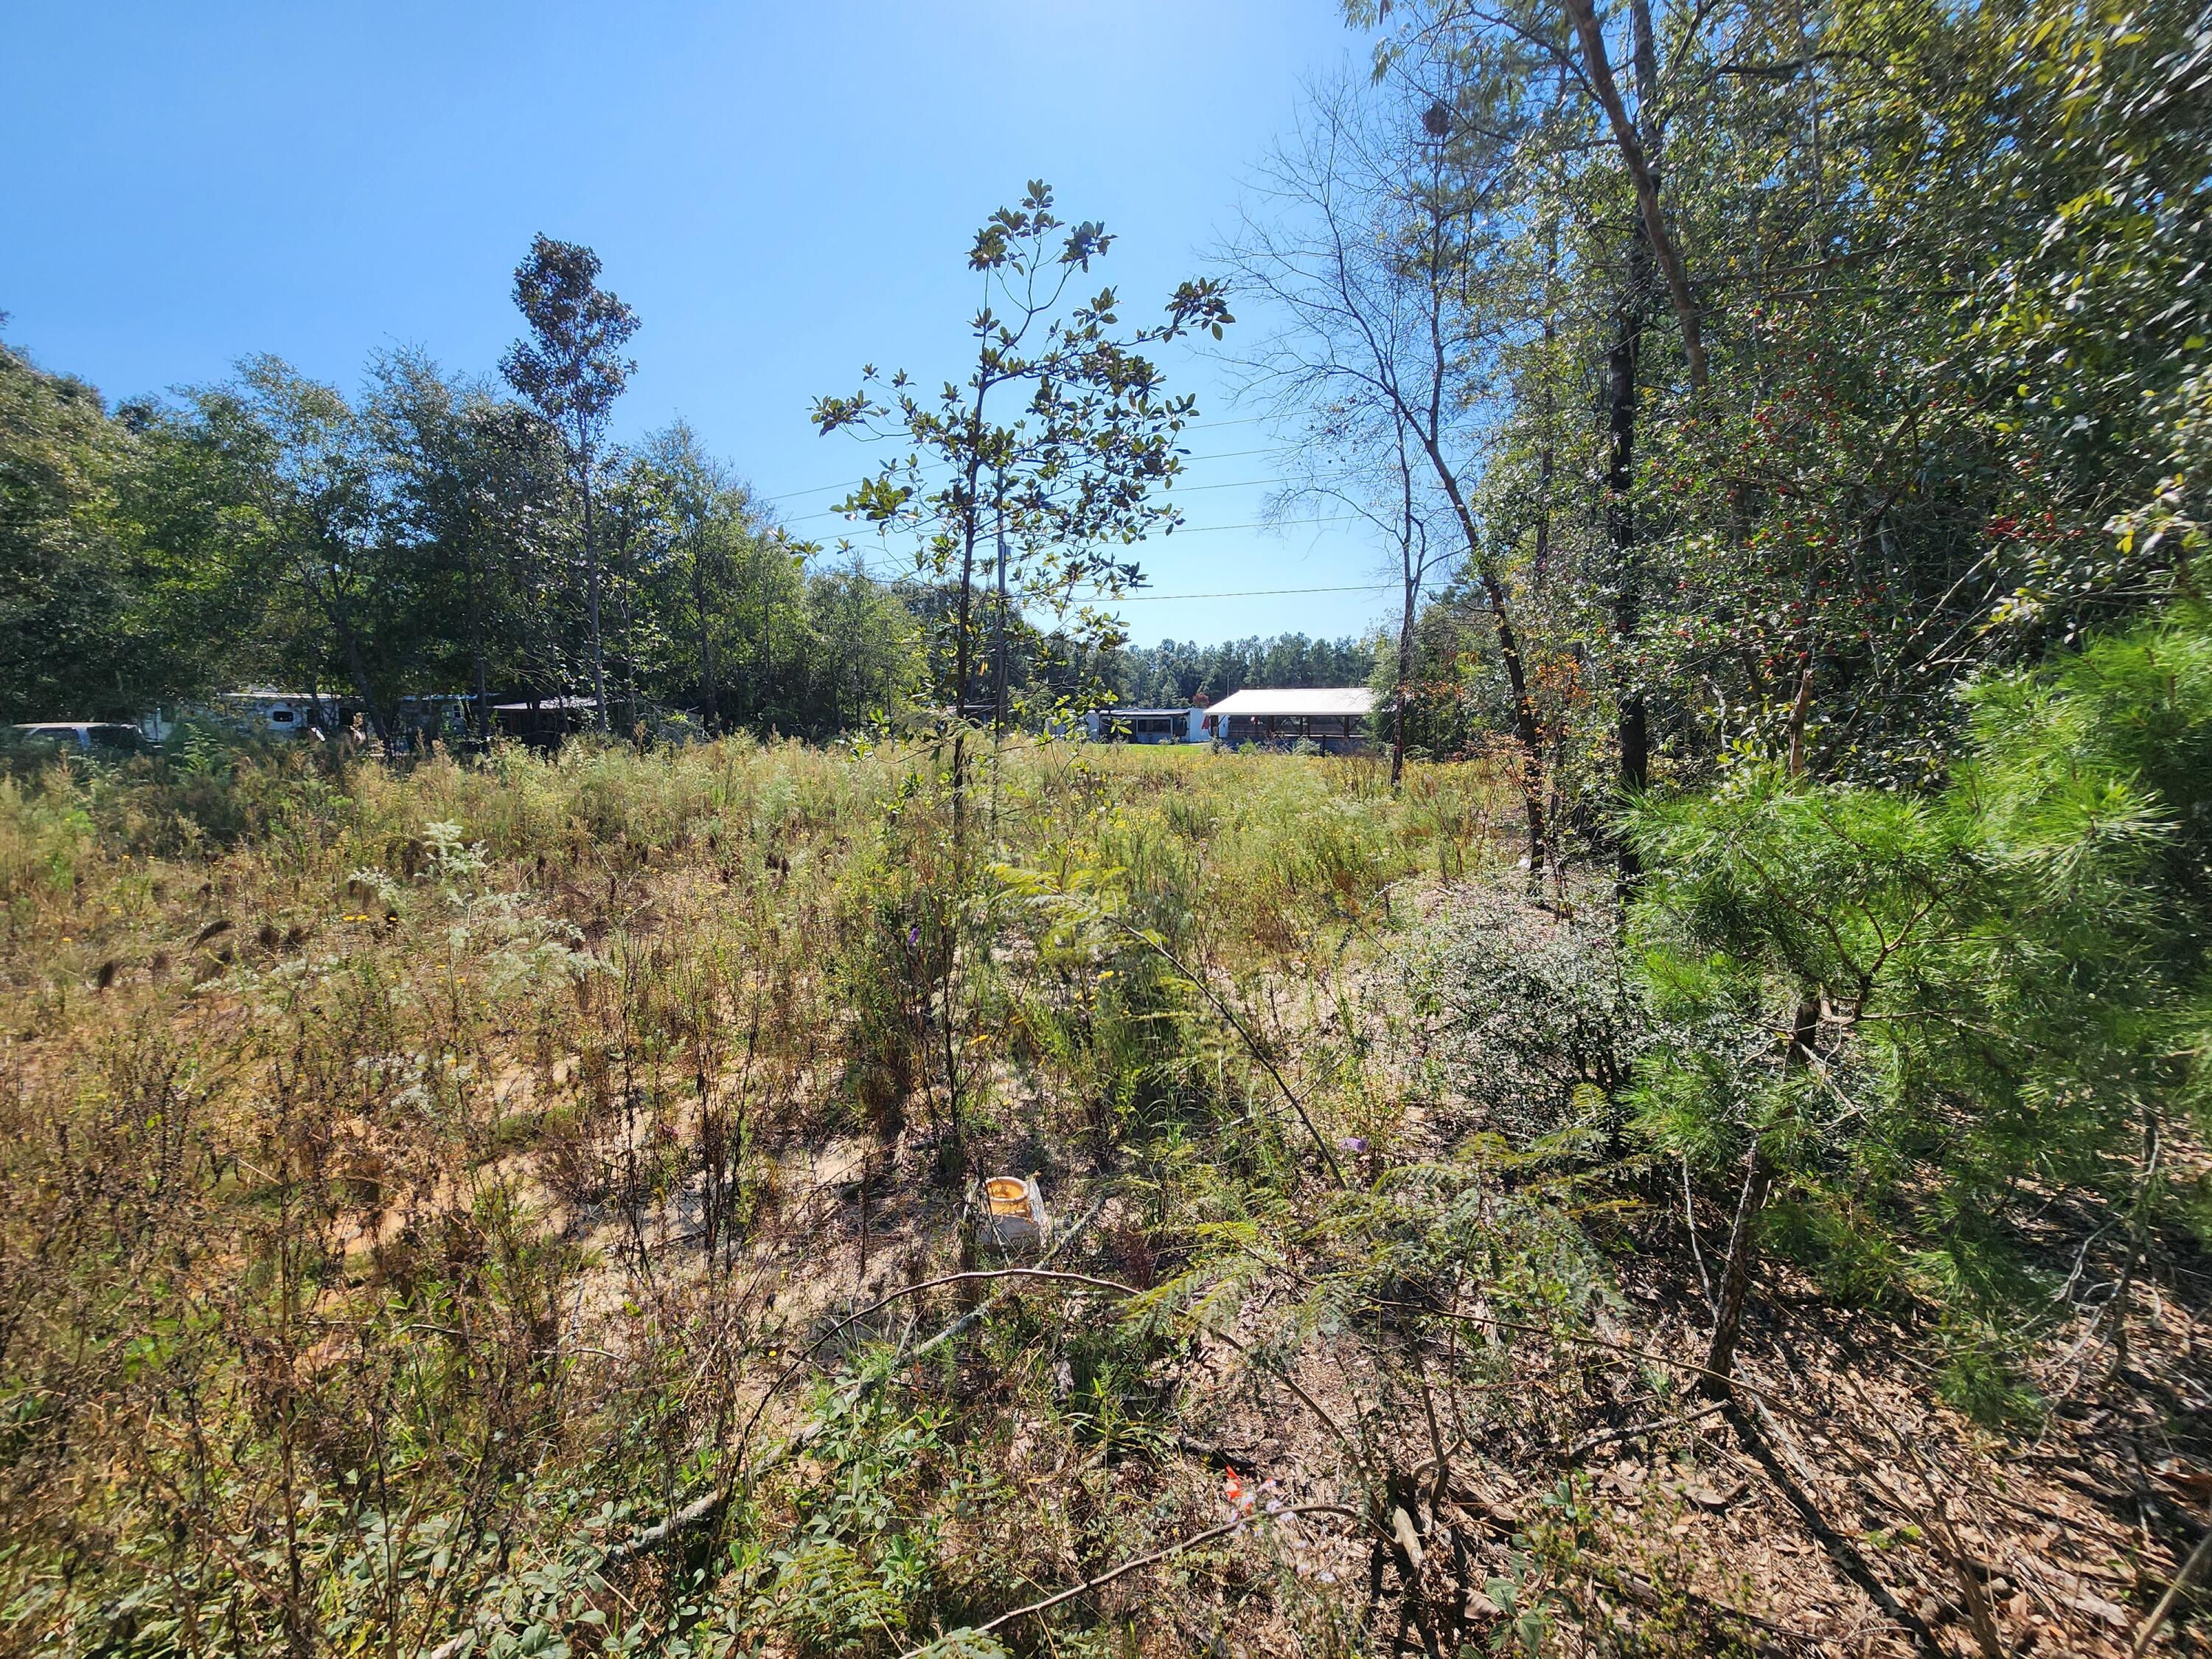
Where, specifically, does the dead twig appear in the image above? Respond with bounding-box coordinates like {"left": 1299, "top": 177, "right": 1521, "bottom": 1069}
{"left": 1111, "top": 919, "right": 1346, "bottom": 1185}
{"left": 1564, "top": 1402, "right": 1726, "bottom": 1461}
{"left": 2133, "top": 1521, "right": 2212, "bottom": 1657}
{"left": 893, "top": 1503, "right": 1363, "bottom": 1658}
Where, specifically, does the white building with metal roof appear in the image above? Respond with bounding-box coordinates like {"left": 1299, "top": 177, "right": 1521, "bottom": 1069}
{"left": 1201, "top": 687, "right": 1376, "bottom": 753}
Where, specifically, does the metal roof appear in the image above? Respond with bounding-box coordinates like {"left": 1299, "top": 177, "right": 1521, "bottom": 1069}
{"left": 1205, "top": 687, "right": 1376, "bottom": 718}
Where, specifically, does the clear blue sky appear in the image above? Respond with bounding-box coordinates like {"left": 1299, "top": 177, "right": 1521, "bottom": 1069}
{"left": 1, "top": 1, "right": 1400, "bottom": 650}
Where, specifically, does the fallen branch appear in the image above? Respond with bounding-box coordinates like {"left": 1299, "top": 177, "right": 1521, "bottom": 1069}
{"left": 601, "top": 1492, "right": 723, "bottom": 1568}
{"left": 1565, "top": 1402, "right": 1726, "bottom": 1461}
{"left": 428, "top": 1205, "right": 1121, "bottom": 1659}
{"left": 1384, "top": 1300, "right": 1948, "bottom": 1655}
{"left": 895, "top": 1503, "right": 1362, "bottom": 1658}
{"left": 1587, "top": 1564, "right": 1821, "bottom": 1657}
{"left": 2133, "top": 1520, "right": 2212, "bottom": 1657}
{"left": 1171, "top": 1432, "right": 1259, "bottom": 1469}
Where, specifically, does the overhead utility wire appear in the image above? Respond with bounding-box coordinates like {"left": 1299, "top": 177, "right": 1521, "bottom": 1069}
{"left": 756, "top": 437, "right": 1289, "bottom": 509}
{"left": 773, "top": 475, "right": 1349, "bottom": 528}
{"left": 1091, "top": 582, "right": 1393, "bottom": 602}
{"left": 824, "top": 562, "right": 1397, "bottom": 605}
{"left": 803, "top": 514, "right": 1368, "bottom": 540}
{"left": 765, "top": 455, "right": 1282, "bottom": 513}
{"left": 817, "top": 540, "right": 1377, "bottom": 610}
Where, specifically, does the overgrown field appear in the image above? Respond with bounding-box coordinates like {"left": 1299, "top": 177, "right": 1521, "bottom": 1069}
{"left": 0, "top": 738, "right": 2203, "bottom": 1658}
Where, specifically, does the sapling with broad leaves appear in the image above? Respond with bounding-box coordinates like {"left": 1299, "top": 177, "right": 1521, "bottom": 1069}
{"left": 813, "top": 181, "right": 1232, "bottom": 821}
{"left": 811, "top": 184, "right": 1228, "bottom": 1180}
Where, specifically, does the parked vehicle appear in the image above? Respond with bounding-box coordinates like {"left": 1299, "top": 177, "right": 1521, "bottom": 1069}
{"left": 10, "top": 722, "right": 157, "bottom": 757}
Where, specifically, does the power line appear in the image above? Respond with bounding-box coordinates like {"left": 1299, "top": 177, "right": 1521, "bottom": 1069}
{"left": 821, "top": 555, "right": 1399, "bottom": 605}
{"left": 1144, "top": 472, "right": 1370, "bottom": 495}
{"left": 1125, "top": 515, "right": 1368, "bottom": 537}
{"left": 795, "top": 514, "right": 1368, "bottom": 543}
{"left": 1093, "top": 582, "right": 1394, "bottom": 602}
{"left": 815, "top": 516, "right": 1375, "bottom": 597}
{"left": 759, "top": 442, "right": 1293, "bottom": 512}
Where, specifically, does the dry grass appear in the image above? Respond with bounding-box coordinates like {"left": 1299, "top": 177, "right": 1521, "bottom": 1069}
{"left": 0, "top": 734, "right": 2203, "bottom": 1658}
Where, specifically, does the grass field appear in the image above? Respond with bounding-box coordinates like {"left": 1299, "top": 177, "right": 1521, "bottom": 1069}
{"left": 0, "top": 737, "right": 1506, "bottom": 1656}
{"left": 0, "top": 737, "right": 2199, "bottom": 1658}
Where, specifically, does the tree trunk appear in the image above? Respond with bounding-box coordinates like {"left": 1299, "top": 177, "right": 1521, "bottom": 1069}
{"left": 1563, "top": 0, "right": 1708, "bottom": 391}
{"left": 694, "top": 540, "right": 720, "bottom": 733}
{"left": 615, "top": 517, "right": 640, "bottom": 735}
{"left": 1611, "top": 0, "right": 1662, "bottom": 892}
{"left": 757, "top": 537, "right": 772, "bottom": 733}
{"left": 1478, "top": 569, "right": 1545, "bottom": 879}
{"left": 1608, "top": 221, "right": 1652, "bottom": 886}
{"left": 1534, "top": 326, "right": 1555, "bottom": 588}
{"left": 950, "top": 459, "right": 983, "bottom": 818}
{"left": 992, "top": 498, "right": 1010, "bottom": 743}
{"left": 467, "top": 546, "right": 490, "bottom": 748}
{"left": 1785, "top": 658, "right": 1816, "bottom": 777}
{"left": 338, "top": 627, "right": 390, "bottom": 746}
{"left": 1392, "top": 609, "right": 1411, "bottom": 790}
{"left": 1412, "top": 433, "right": 1546, "bottom": 878}
{"left": 1405, "top": 142, "right": 1546, "bottom": 872}
{"left": 1700, "top": 1138, "right": 1775, "bottom": 1394}
{"left": 1700, "top": 989, "right": 1816, "bottom": 1393}
{"left": 1392, "top": 438, "right": 1419, "bottom": 791}
{"left": 315, "top": 563, "right": 390, "bottom": 745}
{"left": 581, "top": 453, "right": 609, "bottom": 731}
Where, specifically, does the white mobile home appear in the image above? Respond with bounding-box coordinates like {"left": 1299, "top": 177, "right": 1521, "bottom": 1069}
{"left": 215, "top": 689, "right": 328, "bottom": 737}
{"left": 1083, "top": 704, "right": 1210, "bottom": 745}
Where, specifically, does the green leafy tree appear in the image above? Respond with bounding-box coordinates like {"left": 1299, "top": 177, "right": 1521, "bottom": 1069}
{"left": 634, "top": 422, "right": 741, "bottom": 731}
{"left": 0, "top": 336, "right": 148, "bottom": 721}
{"left": 804, "top": 560, "right": 919, "bottom": 737}
{"left": 815, "top": 181, "right": 1231, "bottom": 811}
{"left": 501, "top": 234, "right": 641, "bottom": 732}
{"left": 1340, "top": 0, "right": 2211, "bottom": 810}
{"left": 187, "top": 358, "right": 413, "bottom": 740}
{"left": 813, "top": 181, "right": 1228, "bottom": 1177}
{"left": 366, "top": 350, "right": 570, "bottom": 742}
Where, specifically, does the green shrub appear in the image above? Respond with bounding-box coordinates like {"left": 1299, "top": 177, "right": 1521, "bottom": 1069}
{"left": 1405, "top": 883, "right": 1650, "bottom": 1149}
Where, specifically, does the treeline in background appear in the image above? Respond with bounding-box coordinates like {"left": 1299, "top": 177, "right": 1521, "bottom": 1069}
{"left": 1111, "top": 634, "right": 1374, "bottom": 706}
{"left": 1, "top": 326, "right": 913, "bottom": 744}
{"left": 1, "top": 274, "right": 1373, "bottom": 747}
